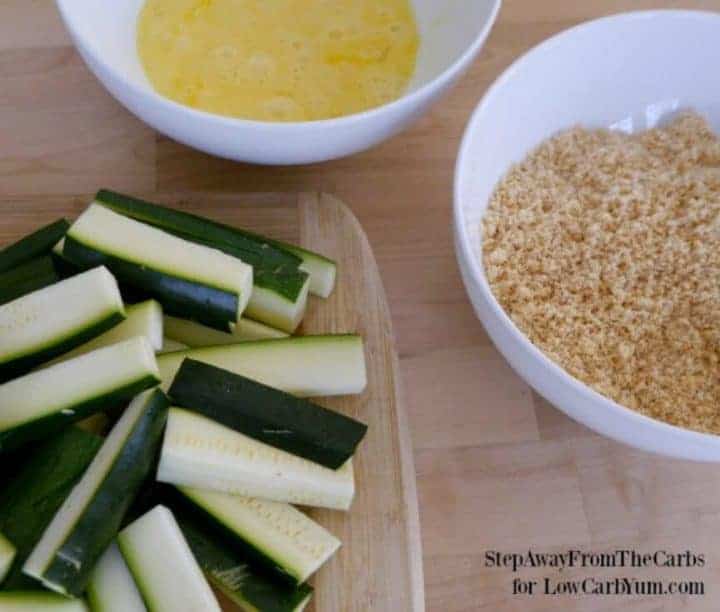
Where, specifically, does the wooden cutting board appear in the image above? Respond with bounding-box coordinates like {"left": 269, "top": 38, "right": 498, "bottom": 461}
{"left": 0, "top": 191, "right": 425, "bottom": 612}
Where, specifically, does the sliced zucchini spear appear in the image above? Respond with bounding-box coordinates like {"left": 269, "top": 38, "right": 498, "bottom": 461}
{"left": 175, "top": 486, "right": 340, "bottom": 585}
{"left": 163, "top": 314, "right": 287, "bottom": 348}
{"left": 95, "top": 189, "right": 336, "bottom": 298}
{"left": 158, "top": 408, "right": 355, "bottom": 510}
{"left": 0, "top": 266, "right": 125, "bottom": 381}
{"left": 169, "top": 359, "right": 367, "bottom": 469}
{"left": 93, "top": 191, "right": 313, "bottom": 332}
{"left": 0, "top": 337, "right": 160, "bottom": 453}
{"left": 157, "top": 334, "right": 367, "bottom": 397}
{"left": 0, "top": 218, "right": 69, "bottom": 274}
{"left": 44, "top": 300, "right": 163, "bottom": 367}
{"left": 118, "top": 505, "right": 221, "bottom": 612}
{"left": 63, "top": 204, "right": 253, "bottom": 332}
{"left": 23, "top": 389, "right": 169, "bottom": 597}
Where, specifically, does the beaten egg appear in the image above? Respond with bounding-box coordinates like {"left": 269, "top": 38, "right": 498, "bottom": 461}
{"left": 137, "top": 0, "right": 419, "bottom": 122}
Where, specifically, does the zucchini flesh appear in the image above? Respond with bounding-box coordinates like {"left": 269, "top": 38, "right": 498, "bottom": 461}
{"left": 244, "top": 280, "right": 309, "bottom": 333}
{"left": 44, "top": 300, "right": 164, "bottom": 367}
{"left": 158, "top": 408, "right": 355, "bottom": 510}
{"left": 95, "top": 190, "right": 334, "bottom": 298}
{"left": 0, "top": 257, "right": 60, "bottom": 306}
{"left": 0, "top": 219, "right": 70, "bottom": 274}
{"left": 176, "top": 487, "right": 340, "bottom": 585}
{"left": 177, "top": 511, "right": 312, "bottom": 612}
{"left": 158, "top": 338, "right": 187, "bottom": 354}
{"left": 118, "top": 505, "right": 220, "bottom": 612}
{"left": 0, "top": 337, "right": 160, "bottom": 453}
{"left": 157, "top": 335, "right": 367, "bottom": 397}
{"left": 276, "top": 243, "right": 336, "bottom": 299}
{"left": 164, "top": 315, "right": 287, "bottom": 348}
{"left": 169, "top": 359, "right": 367, "bottom": 469}
{"left": 22, "top": 389, "right": 169, "bottom": 597}
{"left": 0, "top": 266, "right": 125, "bottom": 381}
{"left": 0, "top": 592, "right": 89, "bottom": 611}
{"left": 87, "top": 542, "right": 146, "bottom": 612}
{"left": 0, "top": 532, "right": 17, "bottom": 583}
{"left": 64, "top": 205, "right": 253, "bottom": 331}
{"left": 0, "top": 428, "right": 102, "bottom": 590}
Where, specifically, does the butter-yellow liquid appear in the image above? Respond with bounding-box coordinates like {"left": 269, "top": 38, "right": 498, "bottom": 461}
{"left": 137, "top": 0, "right": 419, "bottom": 121}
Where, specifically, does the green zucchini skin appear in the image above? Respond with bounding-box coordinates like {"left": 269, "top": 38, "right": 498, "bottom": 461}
{"left": 0, "top": 374, "right": 159, "bottom": 454}
{"left": 0, "top": 257, "right": 60, "bottom": 306}
{"left": 0, "top": 219, "right": 70, "bottom": 275}
{"left": 0, "top": 256, "right": 58, "bottom": 289}
{"left": 169, "top": 359, "right": 367, "bottom": 469}
{"left": 63, "top": 236, "right": 238, "bottom": 332}
{"left": 37, "top": 390, "right": 170, "bottom": 597}
{"left": 178, "top": 513, "right": 312, "bottom": 612}
{"left": 0, "top": 428, "right": 102, "bottom": 589}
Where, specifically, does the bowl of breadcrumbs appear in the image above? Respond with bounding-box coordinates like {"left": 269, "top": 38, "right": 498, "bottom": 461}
{"left": 454, "top": 10, "right": 720, "bottom": 460}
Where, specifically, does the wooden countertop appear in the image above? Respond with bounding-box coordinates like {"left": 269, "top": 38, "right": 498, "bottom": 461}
{"left": 3, "top": 1, "right": 720, "bottom": 610}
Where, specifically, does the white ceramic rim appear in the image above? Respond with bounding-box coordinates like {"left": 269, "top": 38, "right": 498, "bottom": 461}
{"left": 56, "top": 0, "right": 502, "bottom": 131}
{"left": 454, "top": 9, "right": 720, "bottom": 451}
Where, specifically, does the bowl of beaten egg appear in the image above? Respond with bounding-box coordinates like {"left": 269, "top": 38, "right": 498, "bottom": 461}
{"left": 455, "top": 10, "right": 720, "bottom": 461}
{"left": 55, "top": 0, "right": 500, "bottom": 165}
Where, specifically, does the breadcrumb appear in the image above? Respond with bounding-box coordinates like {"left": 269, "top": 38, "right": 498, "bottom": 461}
{"left": 482, "top": 112, "right": 720, "bottom": 434}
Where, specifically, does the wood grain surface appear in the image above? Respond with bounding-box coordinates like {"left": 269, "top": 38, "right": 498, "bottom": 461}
{"left": 3, "top": 1, "right": 720, "bottom": 611}
{"left": 0, "top": 192, "right": 424, "bottom": 612}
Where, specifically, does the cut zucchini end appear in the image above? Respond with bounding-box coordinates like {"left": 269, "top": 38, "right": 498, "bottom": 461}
{"left": 52, "top": 238, "right": 65, "bottom": 257}
{"left": 93, "top": 266, "right": 126, "bottom": 316}
{"left": 0, "top": 531, "right": 17, "bottom": 582}
{"left": 300, "top": 259, "right": 336, "bottom": 299}
{"left": 236, "top": 264, "right": 254, "bottom": 320}
{"left": 128, "top": 299, "right": 164, "bottom": 351}
{"left": 244, "top": 276, "right": 310, "bottom": 334}
{"left": 159, "top": 337, "right": 188, "bottom": 353}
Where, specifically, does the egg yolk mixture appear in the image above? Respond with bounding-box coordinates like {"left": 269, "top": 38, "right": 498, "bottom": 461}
{"left": 137, "top": 0, "right": 419, "bottom": 121}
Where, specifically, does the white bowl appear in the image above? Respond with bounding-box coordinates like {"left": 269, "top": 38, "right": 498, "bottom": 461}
{"left": 55, "top": 0, "right": 500, "bottom": 165}
{"left": 454, "top": 10, "right": 720, "bottom": 461}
